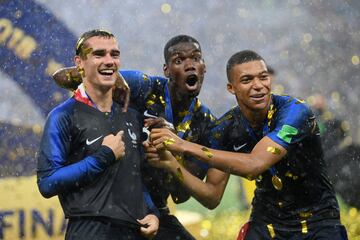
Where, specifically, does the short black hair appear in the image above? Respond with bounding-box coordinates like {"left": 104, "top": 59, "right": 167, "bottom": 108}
{"left": 163, "top": 35, "right": 201, "bottom": 64}
{"left": 267, "top": 65, "right": 276, "bottom": 75}
{"left": 75, "top": 29, "right": 115, "bottom": 56}
{"left": 226, "top": 50, "right": 266, "bottom": 82}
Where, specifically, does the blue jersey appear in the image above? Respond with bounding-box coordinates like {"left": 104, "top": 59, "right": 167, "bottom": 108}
{"left": 210, "top": 94, "right": 340, "bottom": 228}
{"left": 37, "top": 97, "right": 152, "bottom": 226}
{"left": 121, "top": 70, "right": 216, "bottom": 207}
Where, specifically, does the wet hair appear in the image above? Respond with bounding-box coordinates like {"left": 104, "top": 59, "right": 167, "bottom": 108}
{"left": 75, "top": 29, "right": 115, "bottom": 56}
{"left": 226, "top": 50, "right": 266, "bottom": 82}
{"left": 267, "top": 66, "right": 276, "bottom": 76}
{"left": 163, "top": 35, "right": 201, "bottom": 64}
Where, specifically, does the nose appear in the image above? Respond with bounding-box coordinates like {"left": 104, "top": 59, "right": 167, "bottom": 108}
{"left": 103, "top": 54, "right": 116, "bottom": 66}
{"left": 184, "top": 58, "right": 196, "bottom": 71}
{"left": 252, "top": 77, "right": 263, "bottom": 90}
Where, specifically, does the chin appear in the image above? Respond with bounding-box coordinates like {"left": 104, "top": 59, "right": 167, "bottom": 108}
{"left": 188, "top": 90, "right": 200, "bottom": 98}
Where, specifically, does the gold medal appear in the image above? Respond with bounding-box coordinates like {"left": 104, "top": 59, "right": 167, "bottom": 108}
{"left": 272, "top": 175, "right": 283, "bottom": 191}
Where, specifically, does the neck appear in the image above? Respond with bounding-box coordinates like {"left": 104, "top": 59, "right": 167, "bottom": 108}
{"left": 241, "top": 104, "right": 271, "bottom": 129}
{"left": 169, "top": 82, "right": 194, "bottom": 116}
{"left": 84, "top": 82, "right": 113, "bottom": 112}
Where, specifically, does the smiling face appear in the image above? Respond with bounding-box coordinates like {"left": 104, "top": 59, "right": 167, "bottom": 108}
{"left": 74, "top": 36, "right": 120, "bottom": 91}
{"left": 164, "top": 41, "right": 206, "bottom": 98}
{"left": 227, "top": 60, "right": 271, "bottom": 114}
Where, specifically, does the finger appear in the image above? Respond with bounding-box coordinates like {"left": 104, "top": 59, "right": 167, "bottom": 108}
{"left": 150, "top": 128, "right": 164, "bottom": 134}
{"left": 151, "top": 136, "right": 168, "bottom": 146}
{"left": 145, "top": 149, "right": 158, "bottom": 156}
{"left": 146, "top": 155, "right": 160, "bottom": 161}
{"left": 116, "top": 130, "right": 124, "bottom": 137}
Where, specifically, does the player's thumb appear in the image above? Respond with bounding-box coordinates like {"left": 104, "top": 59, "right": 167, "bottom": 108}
{"left": 116, "top": 130, "right": 124, "bottom": 138}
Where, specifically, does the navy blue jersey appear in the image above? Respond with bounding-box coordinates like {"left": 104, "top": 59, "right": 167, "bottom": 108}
{"left": 37, "top": 97, "right": 149, "bottom": 227}
{"left": 121, "top": 70, "right": 215, "bottom": 207}
{"left": 210, "top": 94, "right": 340, "bottom": 228}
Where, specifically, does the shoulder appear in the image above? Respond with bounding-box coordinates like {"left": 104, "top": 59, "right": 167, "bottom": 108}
{"left": 120, "top": 69, "right": 149, "bottom": 81}
{"left": 43, "top": 98, "right": 76, "bottom": 134}
{"left": 273, "top": 94, "right": 312, "bottom": 122}
{"left": 47, "top": 98, "right": 76, "bottom": 122}
{"left": 211, "top": 106, "right": 239, "bottom": 136}
{"left": 196, "top": 100, "right": 216, "bottom": 122}
{"left": 120, "top": 70, "right": 167, "bottom": 85}
{"left": 215, "top": 106, "right": 239, "bottom": 126}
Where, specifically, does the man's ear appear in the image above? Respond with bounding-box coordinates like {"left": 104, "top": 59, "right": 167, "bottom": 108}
{"left": 74, "top": 55, "right": 81, "bottom": 66}
{"left": 163, "top": 64, "right": 170, "bottom": 78}
{"left": 227, "top": 82, "right": 235, "bottom": 95}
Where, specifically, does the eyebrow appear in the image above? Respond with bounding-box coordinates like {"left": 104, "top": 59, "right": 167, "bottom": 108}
{"left": 92, "top": 49, "right": 120, "bottom": 55}
{"left": 170, "top": 49, "right": 201, "bottom": 57}
{"left": 240, "top": 71, "right": 269, "bottom": 78}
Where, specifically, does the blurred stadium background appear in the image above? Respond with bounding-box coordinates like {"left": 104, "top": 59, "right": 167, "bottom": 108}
{"left": 1, "top": 0, "right": 360, "bottom": 239}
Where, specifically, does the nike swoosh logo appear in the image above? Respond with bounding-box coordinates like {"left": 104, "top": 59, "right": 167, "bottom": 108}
{"left": 144, "top": 110, "right": 157, "bottom": 119}
{"left": 233, "top": 143, "right": 247, "bottom": 151}
{"left": 86, "top": 135, "right": 103, "bottom": 145}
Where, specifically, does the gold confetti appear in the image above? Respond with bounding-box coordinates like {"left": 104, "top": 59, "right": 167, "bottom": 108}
{"left": 351, "top": 55, "right": 359, "bottom": 65}
{"left": 195, "top": 99, "right": 201, "bottom": 111}
{"left": 163, "top": 138, "right": 175, "bottom": 147}
{"left": 149, "top": 94, "right": 156, "bottom": 100}
{"left": 175, "top": 155, "right": 184, "bottom": 166}
{"left": 267, "top": 224, "right": 276, "bottom": 238}
{"left": 178, "top": 110, "right": 190, "bottom": 117}
{"left": 161, "top": 3, "right": 171, "bottom": 14}
{"left": 295, "top": 98, "right": 305, "bottom": 104}
{"left": 299, "top": 212, "right": 313, "bottom": 219}
{"left": 176, "top": 121, "right": 191, "bottom": 133}
{"left": 285, "top": 171, "right": 298, "bottom": 180}
{"left": 201, "top": 147, "right": 213, "bottom": 158}
{"left": 159, "top": 96, "right": 165, "bottom": 106}
{"left": 146, "top": 99, "right": 155, "bottom": 107}
{"left": 142, "top": 74, "right": 149, "bottom": 81}
{"left": 213, "top": 132, "right": 221, "bottom": 140}
{"left": 301, "top": 220, "right": 308, "bottom": 234}
{"left": 267, "top": 146, "right": 281, "bottom": 155}
{"left": 176, "top": 167, "right": 184, "bottom": 182}
{"left": 79, "top": 47, "right": 92, "bottom": 60}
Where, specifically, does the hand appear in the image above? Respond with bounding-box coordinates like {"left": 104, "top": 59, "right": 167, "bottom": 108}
{"left": 143, "top": 141, "right": 178, "bottom": 171}
{"left": 150, "top": 128, "right": 185, "bottom": 154}
{"left": 101, "top": 131, "right": 125, "bottom": 160}
{"left": 137, "top": 214, "right": 159, "bottom": 239}
{"left": 52, "top": 66, "right": 81, "bottom": 91}
{"left": 144, "top": 117, "right": 174, "bottom": 131}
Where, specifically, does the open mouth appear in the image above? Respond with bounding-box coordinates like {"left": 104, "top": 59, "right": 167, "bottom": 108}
{"left": 98, "top": 69, "right": 115, "bottom": 76}
{"left": 185, "top": 74, "right": 198, "bottom": 87}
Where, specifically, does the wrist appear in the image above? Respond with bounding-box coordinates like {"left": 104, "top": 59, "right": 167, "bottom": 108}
{"left": 168, "top": 159, "right": 181, "bottom": 174}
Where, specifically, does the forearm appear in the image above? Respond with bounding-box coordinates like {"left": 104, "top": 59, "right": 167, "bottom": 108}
{"left": 37, "top": 146, "right": 115, "bottom": 198}
{"left": 181, "top": 141, "right": 263, "bottom": 178}
{"left": 167, "top": 161, "right": 227, "bottom": 209}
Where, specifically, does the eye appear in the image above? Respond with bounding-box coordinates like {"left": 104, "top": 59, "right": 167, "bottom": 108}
{"left": 174, "top": 58, "right": 182, "bottom": 64}
{"left": 111, "top": 53, "right": 120, "bottom": 59}
{"left": 240, "top": 77, "right": 252, "bottom": 83}
{"left": 259, "top": 74, "right": 270, "bottom": 80}
{"left": 193, "top": 56, "right": 201, "bottom": 62}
